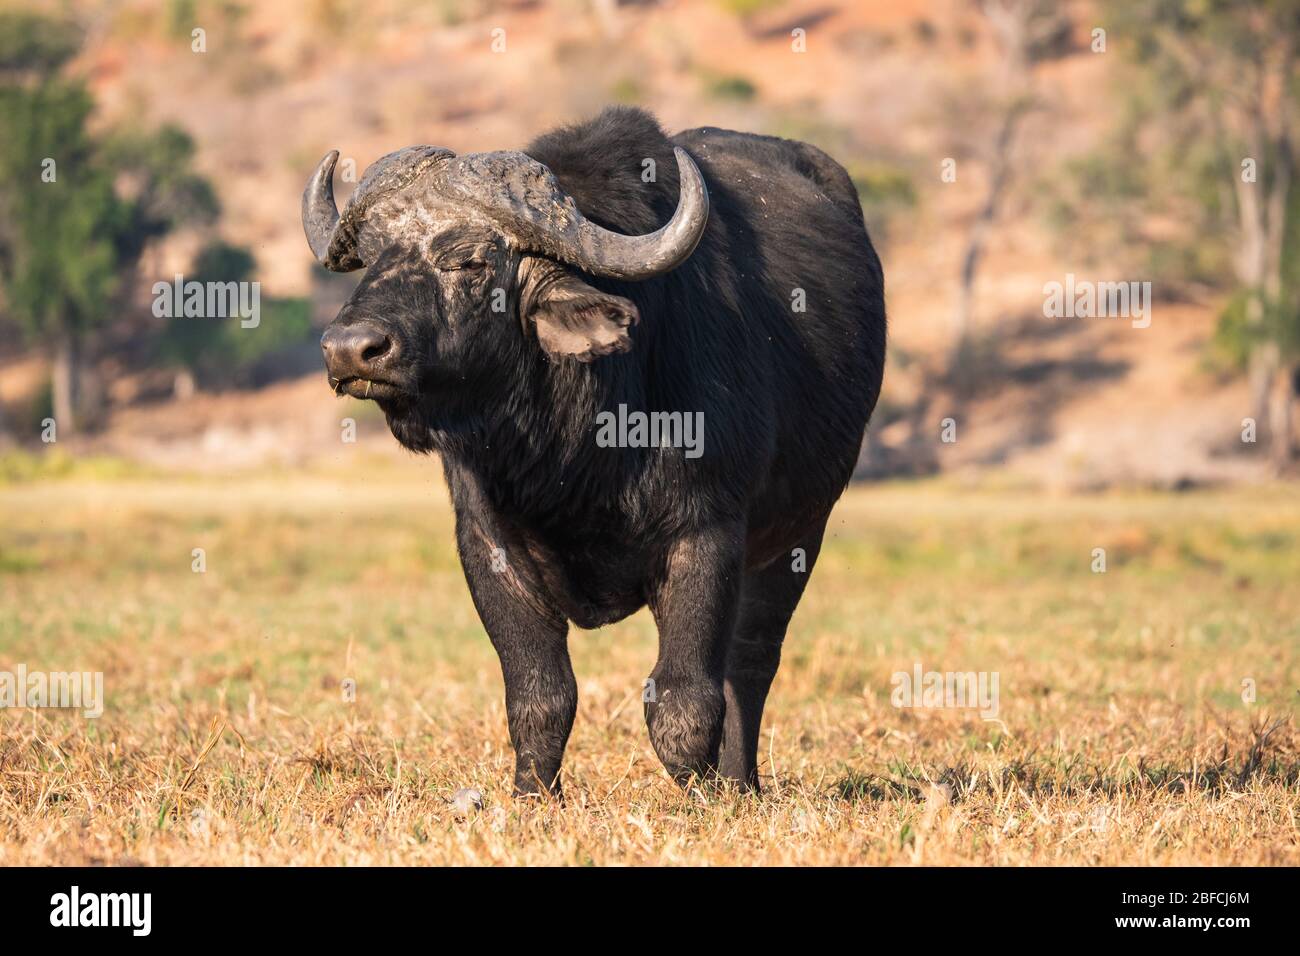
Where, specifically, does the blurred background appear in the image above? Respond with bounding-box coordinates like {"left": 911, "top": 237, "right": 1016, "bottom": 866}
{"left": 0, "top": 0, "right": 1297, "bottom": 488}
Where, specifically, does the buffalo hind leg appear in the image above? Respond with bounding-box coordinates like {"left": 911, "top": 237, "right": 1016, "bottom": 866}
{"left": 718, "top": 517, "right": 828, "bottom": 791}
{"left": 645, "top": 522, "right": 746, "bottom": 786}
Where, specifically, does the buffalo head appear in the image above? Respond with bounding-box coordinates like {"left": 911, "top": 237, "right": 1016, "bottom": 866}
{"left": 301, "top": 144, "right": 708, "bottom": 413}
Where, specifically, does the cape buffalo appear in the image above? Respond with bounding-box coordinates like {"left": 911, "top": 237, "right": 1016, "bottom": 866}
{"left": 302, "top": 107, "right": 885, "bottom": 795}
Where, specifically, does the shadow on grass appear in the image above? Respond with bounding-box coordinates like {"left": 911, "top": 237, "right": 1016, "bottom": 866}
{"left": 831, "top": 716, "right": 1298, "bottom": 804}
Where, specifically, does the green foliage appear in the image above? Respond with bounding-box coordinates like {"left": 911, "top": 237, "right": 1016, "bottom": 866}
{"left": 157, "top": 240, "right": 314, "bottom": 387}
{"left": 715, "top": 0, "right": 783, "bottom": 17}
{"left": 0, "top": 448, "right": 150, "bottom": 484}
{"left": 0, "top": 79, "right": 119, "bottom": 337}
{"left": 1215, "top": 283, "right": 1300, "bottom": 370}
{"left": 850, "top": 164, "right": 917, "bottom": 207}
{"left": 165, "top": 0, "right": 199, "bottom": 40}
{"left": 1213, "top": 290, "right": 1260, "bottom": 372}
{"left": 195, "top": 240, "right": 257, "bottom": 282}
{"left": 100, "top": 125, "right": 220, "bottom": 263}
{"left": 156, "top": 241, "right": 252, "bottom": 371}
{"left": 1214, "top": 187, "right": 1300, "bottom": 369}
{"left": 1051, "top": 0, "right": 1300, "bottom": 372}
{"left": 701, "top": 72, "right": 757, "bottom": 102}
{"left": 236, "top": 296, "right": 313, "bottom": 363}
{"left": 608, "top": 76, "right": 644, "bottom": 105}
{"left": 0, "top": 12, "right": 226, "bottom": 426}
{"left": 0, "top": 15, "right": 218, "bottom": 343}
{"left": 849, "top": 163, "right": 917, "bottom": 241}
{"left": 0, "top": 13, "right": 81, "bottom": 73}
{"left": 1277, "top": 175, "right": 1300, "bottom": 360}
{"left": 1045, "top": 82, "right": 1231, "bottom": 284}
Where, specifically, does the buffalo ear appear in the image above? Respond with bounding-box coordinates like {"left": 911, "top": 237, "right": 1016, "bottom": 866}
{"left": 518, "top": 257, "right": 639, "bottom": 362}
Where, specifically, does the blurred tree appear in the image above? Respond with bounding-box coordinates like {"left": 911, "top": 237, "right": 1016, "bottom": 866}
{"left": 1073, "top": 0, "right": 1300, "bottom": 467}
{"left": 0, "top": 13, "right": 217, "bottom": 435}
{"left": 101, "top": 125, "right": 219, "bottom": 271}
{"left": 950, "top": 0, "right": 1070, "bottom": 367}
{"left": 156, "top": 241, "right": 256, "bottom": 396}
{"left": 157, "top": 240, "right": 314, "bottom": 393}
{"left": 0, "top": 15, "right": 115, "bottom": 434}
{"left": 0, "top": 12, "right": 80, "bottom": 74}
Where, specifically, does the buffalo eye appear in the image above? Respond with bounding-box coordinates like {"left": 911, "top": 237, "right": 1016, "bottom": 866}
{"left": 435, "top": 259, "right": 486, "bottom": 275}
{"left": 430, "top": 243, "right": 493, "bottom": 273}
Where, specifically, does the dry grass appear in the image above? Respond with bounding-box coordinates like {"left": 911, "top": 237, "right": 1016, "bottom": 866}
{"left": 1, "top": 459, "right": 1298, "bottom": 865}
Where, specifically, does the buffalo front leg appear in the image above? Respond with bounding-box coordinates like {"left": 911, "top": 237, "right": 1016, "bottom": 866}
{"left": 455, "top": 522, "right": 575, "bottom": 799}
{"left": 645, "top": 522, "right": 745, "bottom": 786}
{"left": 718, "top": 518, "right": 827, "bottom": 791}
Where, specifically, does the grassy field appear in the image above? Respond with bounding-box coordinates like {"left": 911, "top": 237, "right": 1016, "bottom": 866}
{"left": 1, "top": 458, "right": 1298, "bottom": 865}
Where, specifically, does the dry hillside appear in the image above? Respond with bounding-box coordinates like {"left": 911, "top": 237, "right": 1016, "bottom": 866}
{"left": 2, "top": 0, "right": 1265, "bottom": 486}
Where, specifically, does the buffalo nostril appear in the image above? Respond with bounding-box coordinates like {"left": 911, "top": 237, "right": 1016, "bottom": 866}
{"left": 361, "top": 336, "right": 392, "bottom": 364}
{"left": 321, "top": 323, "right": 395, "bottom": 380}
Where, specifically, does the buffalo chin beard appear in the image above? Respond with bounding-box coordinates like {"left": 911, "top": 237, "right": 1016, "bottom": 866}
{"left": 382, "top": 399, "right": 441, "bottom": 455}
{"left": 382, "top": 396, "right": 484, "bottom": 456}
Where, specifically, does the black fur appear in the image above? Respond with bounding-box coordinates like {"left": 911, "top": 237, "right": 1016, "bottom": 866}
{"left": 322, "top": 107, "right": 885, "bottom": 794}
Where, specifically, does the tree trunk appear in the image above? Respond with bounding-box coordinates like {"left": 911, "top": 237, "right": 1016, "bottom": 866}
{"left": 951, "top": 0, "right": 1055, "bottom": 368}
{"left": 1269, "top": 362, "right": 1296, "bottom": 472}
{"left": 1233, "top": 35, "right": 1293, "bottom": 460}
{"left": 51, "top": 332, "right": 80, "bottom": 436}
{"left": 591, "top": 0, "right": 620, "bottom": 38}
{"left": 173, "top": 367, "right": 197, "bottom": 401}
{"left": 1248, "top": 333, "right": 1276, "bottom": 437}
{"left": 951, "top": 102, "right": 1026, "bottom": 368}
